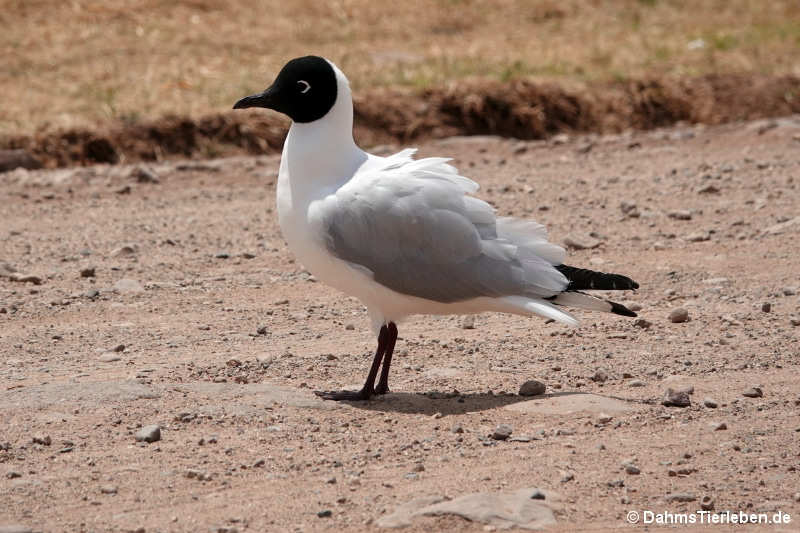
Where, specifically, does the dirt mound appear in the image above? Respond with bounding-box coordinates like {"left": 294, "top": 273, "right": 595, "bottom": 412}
{"left": 2, "top": 73, "right": 798, "bottom": 169}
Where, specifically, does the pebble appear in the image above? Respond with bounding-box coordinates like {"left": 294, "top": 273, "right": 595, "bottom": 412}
{"left": 666, "top": 492, "right": 696, "bottom": 502}
{"left": 668, "top": 307, "right": 689, "bottom": 323}
{"left": 113, "top": 278, "right": 144, "bottom": 293}
{"left": 6, "top": 471, "right": 21, "bottom": 479}
{"left": 628, "top": 380, "right": 646, "bottom": 387}
{"left": 710, "top": 422, "right": 727, "bottom": 431}
{"left": 668, "top": 210, "right": 692, "bottom": 220}
{"left": 135, "top": 425, "right": 161, "bottom": 443}
{"left": 491, "top": 425, "right": 513, "bottom": 440}
{"left": 633, "top": 318, "right": 651, "bottom": 329}
{"left": 518, "top": 380, "right": 546, "bottom": 396}
{"left": 590, "top": 369, "right": 608, "bottom": 383}
{"left": 700, "top": 496, "right": 714, "bottom": 511}
{"left": 110, "top": 245, "right": 136, "bottom": 257}
{"left": 560, "top": 472, "right": 574, "bottom": 483}
{"left": 662, "top": 388, "right": 691, "bottom": 407}
{"left": 317, "top": 510, "right": 332, "bottom": 518}
{"left": 761, "top": 302, "right": 771, "bottom": 313}
{"left": 790, "top": 318, "right": 800, "bottom": 327}
{"left": 783, "top": 287, "right": 797, "bottom": 296}
{"left": 131, "top": 166, "right": 160, "bottom": 183}
{"left": 98, "top": 353, "right": 121, "bottom": 363}
{"left": 703, "top": 397, "right": 718, "bottom": 408}
{"left": 461, "top": 315, "right": 475, "bottom": 329}
{"left": 597, "top": 413, "right": 613, "bottom": 424}
{"left": 685, "top": 231, "right": 710, "bottom": 242}
{"left": 624, "top": 464, "right": 640, "bottom": 475}
{"left": 564, "top": 234, "right": 602, "bottom": 250}
{"left": 80, "top": 267, "right": 96, "bottom": 278}
{"left": 0, "top": 526, "right": 34, "bottom": 533}
{"left": 100, "top": 485, "right": 118, "bottom": 494}
{"left": 742, "top": 387, "right": 763, "bottom": 398}
{"left": 184, "top": 469, "right": 212, "bottom": 481}
{"left": 32, "top": 434, "right": 51, "bottom": 446}
{"left": 253, "top": 459, "right": 265, "bottom": 468}
{"left": 529, "top": 489, "right": 546, "bottom": 500}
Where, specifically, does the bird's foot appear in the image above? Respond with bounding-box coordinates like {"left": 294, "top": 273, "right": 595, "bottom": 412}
{"left": 373, "top": 383, "right": 390, "bottom": 395}
{"left": 314, "top": 388, "right": 373, "bottom": 402}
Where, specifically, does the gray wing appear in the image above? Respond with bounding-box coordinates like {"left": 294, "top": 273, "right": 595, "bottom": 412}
{"left": 313, "top": 152, "right": 568, "bottom": 303}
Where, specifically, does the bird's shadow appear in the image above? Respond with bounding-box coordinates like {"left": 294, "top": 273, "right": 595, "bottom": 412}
{"left": 342, "top": 390, "right": 607, "bottom": 416}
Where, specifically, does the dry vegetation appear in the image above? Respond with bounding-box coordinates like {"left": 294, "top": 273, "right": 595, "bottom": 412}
{"left": 2, "top": 0, "right": 799, "bottom": 135}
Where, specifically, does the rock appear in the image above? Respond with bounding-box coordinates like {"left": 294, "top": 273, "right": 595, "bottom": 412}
{"left": 742, "top": 387, "right": 763, "bottom": 398}
{"left": 783, "top": 286, "right": 798, "bottom": 296}
{"left": 628, "top": 380, "right": 646, "bottom": 387}
{"left": 491, "top": 424, "right": 513, "bottom": 440}
{"left": 710, "top": 422, "right": 727, "bottom": 431}
{"left": 560, "top": 472, "right": 574, "bottom": 483}
{"left": 564, "top": 234, "right": 601, "bottom": 250}
{"left": 80, "top": 267, "right": 96, "bottom": 278}
{"left": 184, "top": 469, "right": 212, "bottom": 481}
{"left": 98, "top": 353, "right": 121, "bottom": 363}
{"left": 685, "top": 231, "right": 710, "bottom": 242}
{"left": 624, "top": 464, "right": 640, "bottom": 475}
{"left": 252, "top": 458, "right": 265, "bottom": 468}
{"left": 131, "top": 166, "right": 160, "bottom": 183}
{"left": 666, "top": 492, "right": 696, "bottom": 503}
{"left": 316, "top": 510, "right": 332, "bottom": 518}
{"left": 113, "top": 278, "right": 144, "bottom": 293}
{"left": 590, "top": 369, "right": 608, "bottom": 383}
{"left": 135, "top": 425, "right": 161, "bottom": 443}
{"left": 113, "top": 344, "right": 125, "bottom": 352}
{"left": 633, "top": 318, "right": 651, "bottom": 329}
{"left": 256, "top": 325, "right": 268, "bottom": 335}
{"left": 791, "top": 318, "right": 800, "bottom": 327}
{"left": 100, "top": 485, "right": 118, "bottom": 494}
{"left": 32, "top": 434, "right": 52, "bottom": 446}
{"left": 597, "top": 413, "right": 613, "bottom": 424}
{"left": 6, "top": 471, "right": 21, "bottom": 479}
{"left": 0, "top": 149, "right": 42, "bottom": 172}
{"left": 518, "top": 380, "right": 546, "bottom": 396}
{"left": 461, "top": 315, "right": 475, "bottom": 329}
{"left": 761, "top": 302, "right": 771, "bottom": 313}
{"left": 620, "top": 201, "right": 640, "bottom": 218}
{"left": 697, "top": 183, "right": 720, "bottom": 194}
{"left": 451, "top": 424, "right": 464, "bottom": 434}
{"left": 703, "top": 397, "right": 718, "bottom": 408}
{"left": 700, "top": 495, "right": 714, "bottom": 511}
{"left": 376, "top": 488, "right": 559, "bottom": 530}
{"left": 662, "top": 388, "right": 691, "bottom": 407}
{"left": 668, "top": 307, "right": 689, "bottom": 323}
{"left": 110, "top": 245, "right": 137, "bottom": 257}
{"left": 668, "top": 210, "right": 692, "bottom": 220}
{"left": 8, "top": 273, "right": 42, "bottom": 285}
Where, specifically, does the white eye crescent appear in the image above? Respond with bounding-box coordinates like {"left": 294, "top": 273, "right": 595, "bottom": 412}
{"left": 297, "top": 80, "right": 311, "bottom": 94}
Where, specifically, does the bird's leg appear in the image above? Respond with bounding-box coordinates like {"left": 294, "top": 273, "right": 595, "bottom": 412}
{"left": 315, "top": 324, "right": 389, "bottom": 401}
{"left": 374, "top": 322, "right": 397, "bottom": 395}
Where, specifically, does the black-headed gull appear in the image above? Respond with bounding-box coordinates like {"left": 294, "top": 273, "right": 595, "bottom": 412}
{"left": 234, "top": 56, "right": 639, "bottom": 401}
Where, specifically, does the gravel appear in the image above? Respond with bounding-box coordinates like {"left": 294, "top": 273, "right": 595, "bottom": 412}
{"left": 135, "top": 425, "right": 161, "bottom": 443}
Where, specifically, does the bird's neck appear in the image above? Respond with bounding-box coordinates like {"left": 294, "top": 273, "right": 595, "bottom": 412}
{"left": 282, "top": 95, "right": 366, "bottom": 197}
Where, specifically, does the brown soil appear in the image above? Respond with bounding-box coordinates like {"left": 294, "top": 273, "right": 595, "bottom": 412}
{"left": 3, "top": 73, "right": 799, "bottom": 169}
{"left": 2, "top": 117, "right": 800, "bottom": 532}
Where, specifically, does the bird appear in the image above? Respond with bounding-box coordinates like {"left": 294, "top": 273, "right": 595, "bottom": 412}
{"left": 233, "top": 56, "right": 640, "bottom": 401}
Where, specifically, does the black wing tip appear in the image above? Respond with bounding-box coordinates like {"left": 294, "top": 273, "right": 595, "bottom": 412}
{"left": 556, "top": 264, "right": 640, "bottom": 291}
{"left": 610, "top": 301, "right": 637, "bottom": 317}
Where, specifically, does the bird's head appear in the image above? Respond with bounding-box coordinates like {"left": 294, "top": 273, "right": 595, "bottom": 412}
{"left": 233, "top": 55, "right": 339, "bottom": 123}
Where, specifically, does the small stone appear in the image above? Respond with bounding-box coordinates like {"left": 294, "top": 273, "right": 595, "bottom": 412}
{"left": 597, "top": 413, "right": 613, "bottom": 424}
{"left": 590, "top": 369, "right": 608, "bottom": 383}
{"left": 491, "top": 424, "right": 513, "bottom": 440}
{"left": 560, "top": 472, "right": 574, "bottom": 483}
{"left": 710, "top": 422, "right": 727, "bottom": 431}
{"left": 529, "top": 489, "right": 546, "bottom": 500}
{"left": 131, "top": 166, "right": 160, "bottom": 183}
{"left": 628, "top": 380, "right": 646, "bottom": 387}
{"left": 98, "top": 353, "right": 121, "bottom": 362}
{"left": 685, "top": 231, "right": 710, "bottom": 242}
{"left": 461, "top": 315, "right": 475, "bottom": 329}
{"left": 668, "top": 307, "right": 689, "bottom": 323}
{"left": 518, "top": 380, "right": 546, "bottom": 396}
{"left": 100, "top": 485, "right": 118, "bottom": 494}
{"left": 700, "top": 495, "right": 714, "bottom": 511}
{"left": 451, "top": 424, "right": 464, "bottom": 434}
{"left": 662, "top": 388, "right": 691, "bottom": 407}
{"left": 317, "top": 510, "right": 332, "bottom": 518}
{"left": 135, "top": 425, "right": 161, "bottom": 443}
{"left": 6, "top": 471, "right": 22, "bottom": 479}
{"left": 624, "top": 464, "right": 640, "bottom": 475}
{"left": 326, "top": 476, "right": 337, "bottom": 484}
{"left": 666, "top": 492, "right": 696, "bottom": 503}
{"left": 80, "top": 267, "right": 96, "bottom": 278}
{"left": 697, "top": 183, "right": 720, "bottom": 194}
{"left": 782, "top": 287, "right": 797, "bottom": 296}
{"left": 794, "top": 492, "right": 800, "bottom": 503}
{"left": 116, "top": 185, "right": 131, "bottom": 195}
{"left": 113, "top": 344, "right": 125, "bottom": 352}
{"left": 668, "top": 210, "right": 692, "bottom": 220}
{"left": 790, "top": 318, "right": 800, "bottom": 327}
{"left": 32, "top": 434, "right": 51, "bottom": 446}
{"left": 256, "top": 325, "right": 268, "bottom": 335}
{"left": 633, "top": 318, "right": 651, "bottom": 329}
{"left": 110, "top": 245, "right": 136, "bottom": 257}
{"left": 215, "top": 252, "right": 230, "bottom": 259}
{"left": 702, "top": 397, "right": 718, "bottom": 408}
{"left": 252, "top": 458, "right": 265, "bottom": 468}
{"left": 113, "top": 278, "right": 144, "bottom": 293}
{"left": 564, "top": 234, "right": 602, "bottom": 250}
{"left": 761, "top": 302, "right": 771, "bottom": 313}
{"left": 742, "top": 387, "right": 763, "bottom": 398}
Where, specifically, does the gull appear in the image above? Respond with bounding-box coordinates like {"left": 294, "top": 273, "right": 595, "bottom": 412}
{"left": 234, "top": 56, "right": 640, "bottom": 401}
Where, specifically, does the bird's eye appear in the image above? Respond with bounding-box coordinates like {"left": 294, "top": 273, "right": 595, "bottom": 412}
{"left": 297, "top": 80, "right": 311, "bottom": 94}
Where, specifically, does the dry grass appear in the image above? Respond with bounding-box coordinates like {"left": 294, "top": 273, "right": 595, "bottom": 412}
{"left": 2, "top": 0, "right": 799, "bottom": 135}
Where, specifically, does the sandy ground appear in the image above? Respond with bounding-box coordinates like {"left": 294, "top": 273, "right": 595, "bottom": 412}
{"left": 2, "top": 117, "right": 800, "bottom": 532}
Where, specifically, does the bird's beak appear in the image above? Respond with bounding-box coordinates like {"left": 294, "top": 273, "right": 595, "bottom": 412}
{"left": 233, "top": 87, "right": 275, "bottom": 110}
